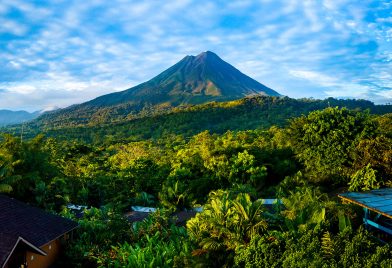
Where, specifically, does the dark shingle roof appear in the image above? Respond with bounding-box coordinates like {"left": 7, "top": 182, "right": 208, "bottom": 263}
{"left": 0, "top": 195, "right": 78, "bottom": 265}
{"left": 0, "top": 233, "right": 18, "bottom": 266}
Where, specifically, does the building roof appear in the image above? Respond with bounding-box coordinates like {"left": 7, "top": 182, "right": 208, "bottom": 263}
{"left": 131, "top": 206, "right": 157, "bottom": 212}
{"left": 173, "top": 211, "right": 197, "bottom": 226}
{"left": 0, "top": 195, "right": 78, "bottom": 266}
{"left": 124, "top": 211, "right": 150, "bottom": 223}
{"left": 0, "top": 234, "right": 47, "bottom": 268}
{"left": 338, "top": 188, "right": 392, "bottom": 219}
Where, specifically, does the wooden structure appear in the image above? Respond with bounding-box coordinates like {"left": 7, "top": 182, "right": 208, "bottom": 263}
{"left": 0, "top": 195, "right": 78, "bottom": 268}
{"left": 338, "top": 188, "right": 392, "bottom": 236}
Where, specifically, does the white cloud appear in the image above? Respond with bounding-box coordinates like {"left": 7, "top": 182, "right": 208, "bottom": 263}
{"left": 288, "top": 69, "right": 390, "bottom": 101}
{"left": 5, "top": 85, "right": 36, "bottom": 95}
{"left": 289, "top": 70, "right": 338, "bottom": 87}
{"left": 0, "top": 19, "right": 28, "bottom": 36}
{"left": 0, "top": 0, "right": 391, "bottom": 110}
{"left": 324, "top": 85, "right": 372, "bottom": 99}
{"left": 376, "top": 90, "right": 392, "bottom": 99}
{"left": 0, "top": 74, "right": 133, "bottom": 111}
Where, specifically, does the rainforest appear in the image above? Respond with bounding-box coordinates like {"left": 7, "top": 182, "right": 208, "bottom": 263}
{"left": 2, "top": 1, "right": 392, "bottom": 267}
{"left": 1, "top": 97, "right": 392, "bottom": 267}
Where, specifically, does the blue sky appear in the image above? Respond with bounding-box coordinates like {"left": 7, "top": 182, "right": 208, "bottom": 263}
{"left": 0, "top": 0, "right": 391, "bottom": 111}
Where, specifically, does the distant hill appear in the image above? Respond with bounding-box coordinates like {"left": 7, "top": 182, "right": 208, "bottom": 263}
{"left": 0, "top": 110, "right": 39, "bottom": 126}
{"left": 10, "top": 96, "right": 392, "bottom": 144}
{"left": 34, "top": 51, "right": 280, "bottom": 127}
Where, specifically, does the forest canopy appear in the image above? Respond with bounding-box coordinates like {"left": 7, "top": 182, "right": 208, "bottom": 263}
{"left": 1, "top": 103, "right": 391, "bottom": 267}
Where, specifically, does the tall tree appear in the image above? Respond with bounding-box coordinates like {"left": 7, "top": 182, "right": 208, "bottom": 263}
{"left": 289, "top": 107, "right": 377, "bottom": 183}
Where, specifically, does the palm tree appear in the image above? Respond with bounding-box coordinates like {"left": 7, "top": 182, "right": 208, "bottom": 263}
{"left": 187, "top": 190, "right": 268, "bottom": 254}
{"left": 159, "top": 180, "right": 188, "bottom": 211}
{"left": 281, "top": 186, "right": 328, "bottom": 232}
{"left": 187, "top": 190, "right": 231, "bottom": 252}
{"left": 230, "top": 193, "right": 268, "bottom": 246}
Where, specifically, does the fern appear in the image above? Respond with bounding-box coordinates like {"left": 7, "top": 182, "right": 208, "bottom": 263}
{"left": 321, "top": 231, "right": 334, "bottom": 260}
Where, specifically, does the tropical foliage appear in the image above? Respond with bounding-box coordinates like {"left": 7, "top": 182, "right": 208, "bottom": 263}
{"left": 0, "top": 105, "right": 391, "bottom": 267}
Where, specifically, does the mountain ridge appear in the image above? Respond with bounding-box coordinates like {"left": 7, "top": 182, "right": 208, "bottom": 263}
{"left": 0, "top": 110, "right": 40, "bottom": 126}
{"left": 85, "top": 51, "right": 279, "bottom": 107}
{"left": 33, "top": 51, "right": 280, "bottom": 127}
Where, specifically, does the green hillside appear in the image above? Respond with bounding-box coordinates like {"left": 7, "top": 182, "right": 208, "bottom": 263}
{"left": 5, "top": 96, "right": 392, "bottom": 144}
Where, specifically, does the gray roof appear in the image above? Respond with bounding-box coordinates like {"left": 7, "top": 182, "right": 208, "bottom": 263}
{"left": 338, "top": 188, "right": 392, "bottom": 219}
